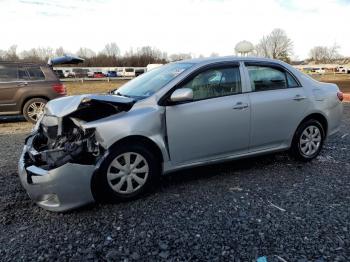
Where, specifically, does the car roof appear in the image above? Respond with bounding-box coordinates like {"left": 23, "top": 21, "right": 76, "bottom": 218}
{"left": 175, "top": 56, "right": 286, "bottom": 66}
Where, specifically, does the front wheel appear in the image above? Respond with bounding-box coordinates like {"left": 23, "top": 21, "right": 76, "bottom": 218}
{"left": 290, "top": 119, "right": 325, "bottom": 161}
{"left": 92, "top": 144, "right": 161, "bottom": 203}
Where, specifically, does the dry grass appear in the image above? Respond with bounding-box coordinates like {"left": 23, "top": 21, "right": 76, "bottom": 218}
{"left": 313, "top": 74, "right": 350, "bottom": 93}
{"left": 64, "top": 80, "right": 129, "bottom": 96}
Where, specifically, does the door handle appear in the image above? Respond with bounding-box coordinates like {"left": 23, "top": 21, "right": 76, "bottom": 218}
{"left": 293, "top": 94, "right": 307, "bottom": 101}
{"left": 233, "top": 102, "right": 249, "bottom": 110}
{"left": 17, "top": 82, "right": 28, "bottom": 87}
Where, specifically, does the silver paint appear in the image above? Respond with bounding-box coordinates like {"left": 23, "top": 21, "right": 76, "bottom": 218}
{"left": 18, "top": 56, "right": 344, "bottom": 211}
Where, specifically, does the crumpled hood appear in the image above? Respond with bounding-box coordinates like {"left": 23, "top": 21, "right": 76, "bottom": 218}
{"left": 44, "top": 94, "right": 135, "bottom": 117}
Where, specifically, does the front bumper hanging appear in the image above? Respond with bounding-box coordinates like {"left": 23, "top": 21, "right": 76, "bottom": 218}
{"left": 18, "top": 143, "right": 96, "bottom": 212}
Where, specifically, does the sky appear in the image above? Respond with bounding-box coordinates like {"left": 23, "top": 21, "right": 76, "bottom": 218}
{"left": 0, "top": 0, "right": 349, "bottom": 59}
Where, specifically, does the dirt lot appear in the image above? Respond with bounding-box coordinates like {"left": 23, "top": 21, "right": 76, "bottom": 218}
{"left": 65, "top": 80, "right": 128, "bottom": 95}
{"left": 313, "top": 74, "right": 350, "bottom": 93}
{"left": 0, "top": 98, "right": 349, "bottom": 261}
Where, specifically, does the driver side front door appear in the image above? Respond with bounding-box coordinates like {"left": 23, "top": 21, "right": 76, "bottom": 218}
{"left": 165, "top": 64, "right": 251, "bottom": 165}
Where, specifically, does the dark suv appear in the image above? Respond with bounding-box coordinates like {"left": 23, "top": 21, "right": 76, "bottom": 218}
{"left": 0, "top": 62, "right": 66, "bottom": 123}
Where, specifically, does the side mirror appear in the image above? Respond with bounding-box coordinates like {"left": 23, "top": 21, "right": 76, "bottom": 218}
{"left": 170, "top": 88, "right": 193, "bottom": 103}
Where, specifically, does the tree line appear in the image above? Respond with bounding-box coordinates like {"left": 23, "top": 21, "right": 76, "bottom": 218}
{"left": 0, "top": 44, "right": 193, "bottom": 67}
{"left": 0, "top": 29, "right": 346, "bottom": 66}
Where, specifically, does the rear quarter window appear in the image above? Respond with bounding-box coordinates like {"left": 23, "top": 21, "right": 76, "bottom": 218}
{"left": 26, "top": 67, "right": 45, "bottom": 80}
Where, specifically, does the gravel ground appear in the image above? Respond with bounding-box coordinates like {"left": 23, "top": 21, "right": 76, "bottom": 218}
{"left": 0, "top": 105, "right": 349, "bottom": 262}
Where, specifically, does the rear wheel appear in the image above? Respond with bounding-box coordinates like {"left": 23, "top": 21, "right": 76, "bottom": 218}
{"left": 23, "top": 98, "right": 47, "bottom": 123}
{"left": 92, "top": 144, "right": 161, "bottom": 202}
{"left": 290, "top": 119, "right": 325, "bottom": 161}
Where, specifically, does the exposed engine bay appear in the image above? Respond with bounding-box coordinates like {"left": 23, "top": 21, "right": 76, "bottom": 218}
{"left": 24, "top": 95, "right": 134, "bottom": 170}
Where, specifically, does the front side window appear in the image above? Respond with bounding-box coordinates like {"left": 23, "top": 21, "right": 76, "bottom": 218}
{"left": 247, "top": 65, "right": 299, "bottom": 92}
{"left": 180, "top": 67, "right": 241, "bottom": 101}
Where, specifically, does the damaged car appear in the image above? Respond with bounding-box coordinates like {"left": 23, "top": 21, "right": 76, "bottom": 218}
{"left": 18, "top": 57, "right": 343, "bottom": 211}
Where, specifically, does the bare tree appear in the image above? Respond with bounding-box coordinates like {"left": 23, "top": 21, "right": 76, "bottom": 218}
{"left": 0, "top": 49, "right": 6, "bottom": 60}
{"left": 4, "top": 45, "right": 19, "bottom": 60}
{"left": 55, "top": 46, "right": 66, "bottom": 57}
{"left": 256, "top": 29, "right": 293, "bottom": 62}
{"left": 101, "top": 42, "right": 120, "bottom": 57}
{"left": 169, "top": 53, "right": 192, "bottom": 61}
{"left": 309, "top": 44, "right": 341, "bottom": 63}
{"left": 76, "top": 47, "right": 96, "bottom": 58}
{"left": 210, "top": 52, "right": 219, "bottom": 57}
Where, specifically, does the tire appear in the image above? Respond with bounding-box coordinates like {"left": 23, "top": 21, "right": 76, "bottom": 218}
{"left": 92, "top": 143, "right": 161, "bottom": 203}
{"left": 22, "top": 98, "right": 47, "bottom": 123}
{"left": 290, "top": 119, "right": 325, "bottom": 161}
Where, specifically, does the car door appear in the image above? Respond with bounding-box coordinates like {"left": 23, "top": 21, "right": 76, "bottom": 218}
{"left": 165, "top": 64, "right": 251, "bottom": 165}
{"left": 0, "top": 64, "right": 24, "bottom": 113}
{"left": 244, "top": 62, "right": 309, "bottom": 151}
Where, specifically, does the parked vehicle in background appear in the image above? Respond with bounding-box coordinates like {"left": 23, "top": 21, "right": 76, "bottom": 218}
{"left": 117, "top": 68, "right": 136, "bottom": 77}
{"left": 64, "top": 70, "right": 75, "bottom": 78}
{"left": 93, "top": 72, "right": 105, "bottom": 78}
{"left": 106, "top": 71, "right": 117, "bottom": 77}
{"left": 53, "top": 69, "right": 65, "bottom": 78}
{"left": 87, "top": 71, "right": 94, "bottom": 78}
{"left": 0, "top": 62, "right": 66, "bottom": 123}
{"left": 73, "top": 68, "right": 89, "bottom": 78}
{"left": 18, "top": 56, "right": 343, "bottom": 211}
{"left": 135, "top": 68, "right": 145, "bottom": 77}
{"left": 146, "top": 64, "right": 163, "bottom": 72}
{"left": 337, "top": 66, "right": 350, "bottom": 74}
{"left": 124, "top": 68, "right": 135, "bottom": 77}
{"left": 315, "top": 68, "right": 325, "bottom": 74}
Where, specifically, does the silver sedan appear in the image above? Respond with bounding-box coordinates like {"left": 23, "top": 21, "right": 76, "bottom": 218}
{"left": 18, "top": 57, "right": 344, "bottom": 211}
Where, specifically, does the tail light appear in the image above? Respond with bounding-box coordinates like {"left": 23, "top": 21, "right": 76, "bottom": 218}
{"left": 337, "top": 91, "right": 344, "bottom": 102}
{"left": 52, "top": 83, "right": 66, "bottom": 95}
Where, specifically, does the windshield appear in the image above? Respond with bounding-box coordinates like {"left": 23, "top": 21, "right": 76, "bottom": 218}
{"left": 114, "top": 63, "right": 194, "bottom": 98}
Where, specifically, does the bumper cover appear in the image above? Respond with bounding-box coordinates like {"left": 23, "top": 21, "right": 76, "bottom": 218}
{"left": 18, "top": 146, "right": 95, "bottom": 212}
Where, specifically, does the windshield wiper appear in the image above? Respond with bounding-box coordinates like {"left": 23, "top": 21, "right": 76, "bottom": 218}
{"left": 115, "top": 91, "right": 132, "bottom": 98}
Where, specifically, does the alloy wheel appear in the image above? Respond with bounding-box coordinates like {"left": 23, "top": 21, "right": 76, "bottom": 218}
{"left": 27, "top": 102, "right": 45, "bottom": 122}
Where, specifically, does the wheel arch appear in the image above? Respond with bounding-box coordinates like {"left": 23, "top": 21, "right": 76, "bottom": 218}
{"left": 21, "top": 96, "right": 49, "bottom": 113}
{"left": 296, "top": 112, "right": 328, "bottom": 137}
{"left": 108, "top": 135, "right": 164, "bottom": 163}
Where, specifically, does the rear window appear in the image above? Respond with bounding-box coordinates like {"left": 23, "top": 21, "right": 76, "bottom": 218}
{"left": 0, "top": 66, "right": 18, "bottom": 81}
{"left": 125, "top": 68, "right": 134, "bottom": 72}
{"left": 26, "top": 67, "right": 45, "bottom": 80}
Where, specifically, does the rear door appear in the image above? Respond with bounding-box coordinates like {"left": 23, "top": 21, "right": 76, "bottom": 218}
{"left": 165, "top": 63, "right": 251, "bottom": 165}
{"left": 244, "top": 62, "right": 308, "bottom": 151}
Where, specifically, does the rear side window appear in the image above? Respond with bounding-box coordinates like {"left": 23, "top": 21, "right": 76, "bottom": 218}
{"left": 0, "top": 66, "right": 18, "bottom": 81}
{"left": 247, "top": 65, "right": 299, "bottom": 92}
{"left": 181, "top": 66, "right": 242, "bottom": 101}
{"left": 286, "top": 72, "right": 299, "bottom": 88}
{"left": 26, "top": 67, "right": 45, "bottom": 80}
{"left": 18, "top": 67, "right": 30, "bottom": 80}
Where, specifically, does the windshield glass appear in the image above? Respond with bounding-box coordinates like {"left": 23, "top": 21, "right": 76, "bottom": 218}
{"left": 114, "top": 63, "right": 194, "bottom": 98}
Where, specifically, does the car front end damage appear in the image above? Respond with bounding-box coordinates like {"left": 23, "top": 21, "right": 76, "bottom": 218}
{"left": 18, "top": 94, "right": 135, "bottom": 211}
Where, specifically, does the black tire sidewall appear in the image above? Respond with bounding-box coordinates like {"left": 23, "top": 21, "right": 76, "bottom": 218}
{"left": 92, "top": 143, "right": 160, "bottom": 203}
{"left": 23, "top": 98, "right": 47, "bottom": 123}
{"left": 291, "top": 119, "right": 325, "bottom": 161}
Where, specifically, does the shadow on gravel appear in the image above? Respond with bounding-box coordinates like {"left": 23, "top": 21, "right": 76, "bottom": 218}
{"left": 160, "top": 152, "right": 288, "bottom": 187}
{"left": 0, "top": 115, "right": 26, "bottom": 123}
